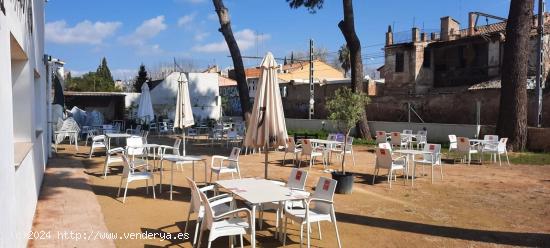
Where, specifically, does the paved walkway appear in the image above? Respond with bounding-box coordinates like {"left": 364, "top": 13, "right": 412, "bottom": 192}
{"left": 29, "top": 155, "right": 115, "bottom": 248}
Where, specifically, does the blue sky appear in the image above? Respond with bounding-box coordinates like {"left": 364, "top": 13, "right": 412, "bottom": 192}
{"left": 44, "top": 0, "right": 511, "bottom": 80}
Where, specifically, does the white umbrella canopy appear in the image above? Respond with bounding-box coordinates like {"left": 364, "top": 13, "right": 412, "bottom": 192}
{"left": 137, "top": 83, "right": 154, "bottom": 124}
{"left": 244, "top": 52, "right": 288, "bottom": 178}
{"left": 174, "top": 72, "right": 195, "bottom": 155}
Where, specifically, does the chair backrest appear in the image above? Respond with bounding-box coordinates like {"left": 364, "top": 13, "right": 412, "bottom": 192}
{"left": 311, "top": 177, "right": 337, "bottom": 214}
{"left": 376, "top": 131, "right": 387, "bottom": 144}
{"left": 172, "top": 139, "right": 182, "bottom": 155}
{"left": 375, "top": 148, "right": 393, "bottom": 169}
{"left": 198, "top": 191, "right": 215, "bottom": 230}
{"left": 344, "top": 136, "right": 354, "bottom": 150}
{"left": 390, "top": 132, "right": 402, "bottom": 146}
{"left": 287, "top": 168, "right": 308, "bottom": 190}
{"left": 448, "top": 134, "right": 457, "bottom": 143}
{"left": 186, "top": 177, "right": 202, "bottom": 213}
{"left": 403, "top": 130, "right": 413, "bottom": 135}
{"left": 228, "top": 147, "right": 241, "bottom": 168}
{"left": 286, "top": 137, "right": 297, "bottom": 151}
{"left": 422, "top": 143, "right": 441, "bottom": 162}
{"left": 484, "top": 135, "right": 499, "bottom": 142}
{"left": 456, "top": 137, "right": 471, "bottom": 153}
{"left": 120, "top": 153, "right": 132, "bottom": 179}
{"left": 301, "top": 139, "right": 314, "bottom": 155}
{"left": 126, "top": 136, "right": 144, "bottom": 155}
{"left": 378, "top": 142, "right": 392, "bottom": 152}
{"left": 417, "top": 130, "right": 427, "bottom": 137}
{"left": 498, "top": 138, "right": 508, "bottom": 152}
{"left": 227, "top": 130, "right": 238, "bottom": 139}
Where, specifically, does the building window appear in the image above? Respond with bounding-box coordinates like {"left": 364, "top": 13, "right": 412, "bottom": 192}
{"left": 422, "top": 49, "right": 431, "bottom": 68}
{"left": 395, "top": 52, "right": 404, "bottom": 73}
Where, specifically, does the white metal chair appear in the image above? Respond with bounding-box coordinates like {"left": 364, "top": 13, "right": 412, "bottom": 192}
{"left": 330, "top": 137, "right": 356, "bottom": 166}
{"left": 226, "top": 130, "right": 242, "bottom": 148}
{"left": 375, "top": 131, "right": 388, "bottom": 144}
{"left": 210, "top": 147, "right": 241, "bottom": 182}
{"left": 390, "top": 132, "right": 408, "bottom": 150}
{"left": 103, "top": 147, "right": 125, "bottom": 178}
{"left": 299, "top": 139, "right": 326, "bottom": 170}
{"left": 457, "top": 137, "right": 479, "bottom": 165}
{"left": 158, "top": 122, "right": 170, "bottom": 135}
{"left": 117, "top": 154, "right": 156, "bottom": 203}
{"left": 412, "top": 134, "right": 427, "bottom": 150}
{"left": 283, "top": 137, "right": 302, "bottom": 165}
{"left": 84, "top": 129, "right": 98, "bottom": 147}
{"left": 196, "top": 191, "right": 251, "bottom": 248}
{"left": 413, "top": 144, "right": 443, "bottom": 183}
{"left": 89, "top": 135, "right": 106, "bottom": 158}
{"left": 482, "top": 138, "right": 510, "bottom": 166}
{"left": 283, "top": 177, "right": 341, "bottom": 248}
{"left": 372, "top": 148, "right": 406, "bottom": 188}
{"left": 260, "top": 168, "right": 309, "bottom": 234}
{"left": 184, "top": 177, "right": 234, "bottom": 246}
{"left": 481, "top": 135, "right": 499, "bottom": 162}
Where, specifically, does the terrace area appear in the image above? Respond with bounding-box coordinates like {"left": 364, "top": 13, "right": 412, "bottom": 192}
{"left": 31, "top": 135, "right": 550, "bottom": 247}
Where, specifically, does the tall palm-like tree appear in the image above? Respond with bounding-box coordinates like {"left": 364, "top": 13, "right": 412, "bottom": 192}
{"left": 212, "top": 0, "right": 252, "bottom": 122}
{"left": 287, "top": 0, "right": 370, "bottom": 139}
{"left": 496, "top": 0, "right": 534, "bottom": 151}
{"left": 338, "top": 44, "right": 351, "bottom": 77}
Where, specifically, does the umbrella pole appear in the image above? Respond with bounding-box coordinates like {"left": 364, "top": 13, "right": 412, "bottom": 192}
{"left": 182, "top": 128, "right": 186, "bottom": 156}
{"left": 264, "top": 141, "right": 268, "bottom": 179}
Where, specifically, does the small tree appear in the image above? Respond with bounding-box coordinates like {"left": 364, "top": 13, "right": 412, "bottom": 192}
{"left": 134, "top": 64, "right": 149, "bottom": 92}
{"left": 326, "top": 87, "right": 368, "bottom": 173}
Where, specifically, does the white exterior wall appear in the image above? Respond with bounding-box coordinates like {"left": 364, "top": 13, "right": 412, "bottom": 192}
{"left": 148, "top": 72, "right": 221, "bottom": 121}
{"left": 0, "top": 1, "right": 48, "bottom": 247}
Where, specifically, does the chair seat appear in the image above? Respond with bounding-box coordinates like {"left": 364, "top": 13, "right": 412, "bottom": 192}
{"left": 285, "top": 208, "right": 332, "bottom": 223}
{"left": 209, "top": 217, "right": 249, "bottom": 241}
{"left": 414, "top": 159, "right": 440, "bottom": 165}
{"left": 92, "top": 143, "right": 106, "bottom": 148}
{"left": 390, "top": 164, "right": 405, "bottom": 170}
{"left": 310, "top": 151, "right": 323, "bottom": 157}
{"left": 128, "top": 171, "right": 153, "bottom": 181}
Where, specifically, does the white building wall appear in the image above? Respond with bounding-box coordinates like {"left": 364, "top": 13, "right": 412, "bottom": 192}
{"left": 0, "top": 1, "right": 48, "bottom": 247}
{"left": 148, "top": 72, "right": 221, "bottom": 121}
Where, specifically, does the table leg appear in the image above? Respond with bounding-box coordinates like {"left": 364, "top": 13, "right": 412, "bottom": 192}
{"left": 412, "top": 159, "right": 417, "bottom": 187}
{"left": 277, "top": 201, "right": 284, "bottom": 241}
{"left": 170, "top": 162, "right": 174, "bottom": 200}
{"left": 251, "top": 204, "right": 256, "bottom": 248}
{"left": 203, "top": 161, "right": 207, "bottom": 184}
{"left": 192, "top": 161, "right": 195, "bottom": 181}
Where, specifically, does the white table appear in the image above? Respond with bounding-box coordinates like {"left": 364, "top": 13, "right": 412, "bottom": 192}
{"left": 393, "top": 149, "right": 432, "bottom": 186}
{"left": 307, "top": 139, "right": 344, "bottom": 164}
{"left": 159, "top": 155, "right": 208, "bottom": 200}
{"left": 216, "top": 178, "right": 309, "bottom": 248}
{"left": 104, "top": 133, "right": 133, "bottom": 150}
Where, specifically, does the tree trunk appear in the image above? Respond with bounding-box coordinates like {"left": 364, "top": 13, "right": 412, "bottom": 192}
{"left": 496, "top": 0, "right": 533, "bottom": 151}
{"left": 338, "top": 0, "right": 370, "bottom": 139}
{"left": 213, "top": 0, "right": 252, "bottom": 123}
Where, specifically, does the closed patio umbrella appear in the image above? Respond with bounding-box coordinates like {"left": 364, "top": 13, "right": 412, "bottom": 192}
{"left": 244, "top": 52, "right": 288, "bottom": 179}
{"left": 137, "top": 83, "right": 154, "bottom": 124}
{"left": 174, "top": 72, "right": 194, "bottom": 155}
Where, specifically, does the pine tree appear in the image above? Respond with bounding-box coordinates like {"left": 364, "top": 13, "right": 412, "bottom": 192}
{"left": 290, "top": 52, "right": 294, "bottom": 64}
{"left": 96, "top": 57, "right": 114, "bottom": 83}
{"left": 133, "top": 64, "right": 149, "bottom": 92}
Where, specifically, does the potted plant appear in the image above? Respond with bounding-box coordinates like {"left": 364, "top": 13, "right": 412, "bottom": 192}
{"left": 326, "top": 87, "right": 369, "bottom": 194}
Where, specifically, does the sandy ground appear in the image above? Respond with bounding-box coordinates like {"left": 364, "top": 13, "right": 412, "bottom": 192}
{"left": 52, "top": 135, "right": 550, "bottom": 248}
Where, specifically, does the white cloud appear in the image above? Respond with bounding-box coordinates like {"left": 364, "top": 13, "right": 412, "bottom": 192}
{"left": 111, "top": 69, "right": 137, "bottom": 80}
{"left": 194, "top": 31, "right": 210, "bottom": 41}
{"left": 192, "top": 29, "right": 270, "bottom": 53}
{"left": 45, "top": 20, "right": 121, "bottom": 45}
{"left": 120, "top": 16, "right": 167, "bottom": 54}
{"left": 177, "top": 13, "right": 196, "bottom": 27}
{"left": 207, "top": 13, "right": 218, "bottom": 21}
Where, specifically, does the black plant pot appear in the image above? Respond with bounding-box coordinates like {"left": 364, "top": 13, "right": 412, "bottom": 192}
{"left": 331, "top": 171, "right": 354, "bottom": 194}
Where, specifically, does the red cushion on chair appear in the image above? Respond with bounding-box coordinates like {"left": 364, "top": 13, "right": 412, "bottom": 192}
{"left": 323, "top": 180, "right": 330, "bottom": 191}
{"left": 295, "top": 170, "right": 303, "bottom": 180}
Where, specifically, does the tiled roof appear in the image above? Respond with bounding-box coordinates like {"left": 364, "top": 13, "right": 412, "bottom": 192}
{"left": 218, "top": 76, "right": 237, "bottom": 87}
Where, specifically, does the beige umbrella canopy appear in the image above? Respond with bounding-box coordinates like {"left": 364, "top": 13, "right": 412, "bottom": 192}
{"left": 244, "top": 52, "right": 288, "bottom": 178}
{"left": 174, "top": 72, "right": 194, "bottom": 156}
